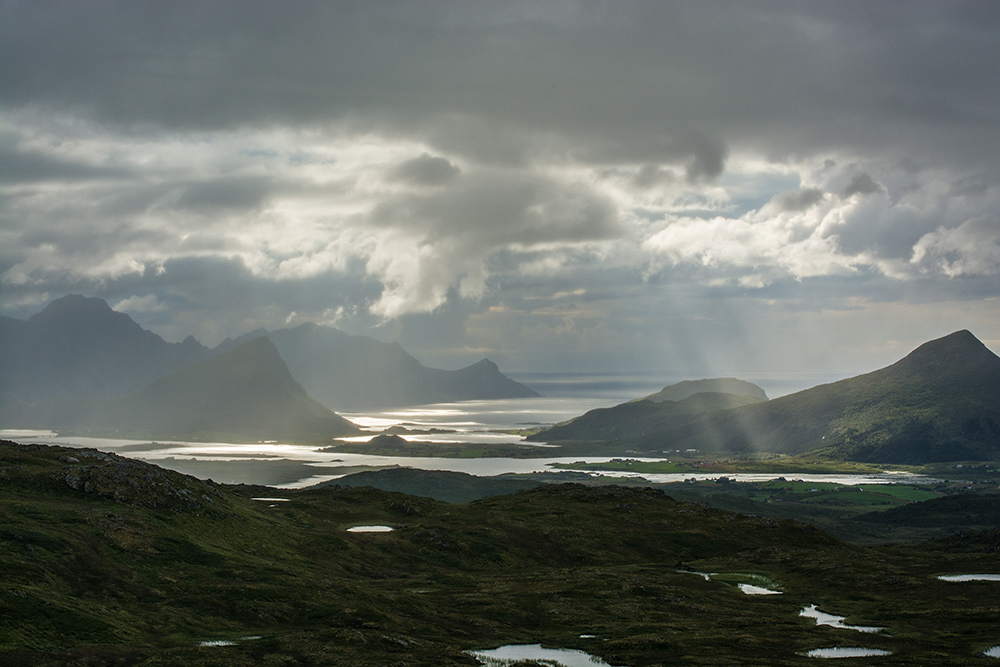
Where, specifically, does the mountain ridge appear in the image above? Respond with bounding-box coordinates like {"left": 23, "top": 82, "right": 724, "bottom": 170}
{"left": 656, "top": 331, "right": 1000, "bottom": 462}
{"left": 0, "top": 295, "right": 210, "bottom": 405}
{"left": 265, "top": 322, "right": 540, "bottom": 410}
{"left": 533, "top": 330, "right": 1000, "bottom": 464}
{"left": 1, "top": 337, "right": 361, "bottom": 442}
{"left": 0, "top": 295, "right": 538, "bottom": 414}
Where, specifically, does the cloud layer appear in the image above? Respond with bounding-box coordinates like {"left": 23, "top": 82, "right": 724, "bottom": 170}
{"left": 2, "top": 1, "right": 998, "bottom": 379}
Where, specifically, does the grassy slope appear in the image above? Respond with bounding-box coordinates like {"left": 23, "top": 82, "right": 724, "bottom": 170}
{"left": 526, "top": 392, "right": 765, "bottom": 443}
{"left": 3, "top": 441, "right": 1000, "bottom": 666}
{"left": 320, "top": 467, "right": 544, "bottom": 503}
{"left": 571, "top": 331, "right": 1000, "bottom": 464}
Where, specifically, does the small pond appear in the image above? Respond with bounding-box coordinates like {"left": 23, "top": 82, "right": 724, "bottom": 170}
{"left": 199, "top": 640, "right": 237, "bottom": 647}
{"left": 800, "top": 605, "right": 883, "bottom": 633}
{"left": 738, "top": 583, "right": 781, "bottom": 595}
{"left": 986, "top": 646, "right": 1000, "bottom": 658}
{"left": 676, "top": 571, "right": 781, "bottom": 594}
{"left": 806, "top": 647, "right": 892, "bottom": 658}
{"left": 466, "top": 644, "right": 622, "bottom": 667}
{"left": 937, "top": 574, "right": 1000, "bottom": 582}
{"left": 346, "top": 525, "right": 394, "bottom": 532}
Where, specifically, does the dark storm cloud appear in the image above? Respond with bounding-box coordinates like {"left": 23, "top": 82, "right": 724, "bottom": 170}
{"left": 371, "top": 169, "right": 618, "bottom": 243}
{"left": 0, "top": 142, "right": 127, "bottom": 183}
{"left": 174, "top": 175, "right": 273, "bottom": 211}
{"left": 773, "top": 188, "right": 825, "bottom": 213}
{"left": 389, "top": 153, "right": 461, "bottom": 186}
{"left": 3, "top": 1, "right": 995, "bottom": 168}
{"left": 842, "top": 173, "right": 884, "bottom": 199}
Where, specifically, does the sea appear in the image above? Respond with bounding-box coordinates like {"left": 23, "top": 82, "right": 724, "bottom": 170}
{"left": 3, "top": 370, "right": 919, "bottom": 490}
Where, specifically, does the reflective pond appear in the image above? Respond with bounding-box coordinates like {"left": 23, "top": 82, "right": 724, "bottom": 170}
{"left": 800, "top": 605, "right": 883, "bottom": 633}
{"left": 806, "top": 647, "right": 892, "bottom": 658}
{"left": 346, "top": 525, "right": 394, "bottom": 533}
{"left": 738, "top": 583, "right": 781, "bottom": 595}
{"left": 937, "top": 574, "right": 1000, "bottom": 582}
{"left": 985, "top": 646, "right": 1000, "bottom": 658}
{"left": 467, "top": 644, "right": 621, "bottom": 667}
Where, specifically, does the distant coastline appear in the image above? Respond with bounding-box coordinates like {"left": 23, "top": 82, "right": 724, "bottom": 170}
{"left": 506, "top": 371, "right": 850, "bottom": 400}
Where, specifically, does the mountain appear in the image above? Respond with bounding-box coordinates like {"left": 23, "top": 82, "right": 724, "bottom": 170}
{"left": 104, "top": 337, "right": 360, "bottom": 441}
{"left": 620, "top": 331, "right": 1000, "bottom": 463}
{"left": 0, "top": 294, "right": 208, "bottom": 406}
{"left": 642, "top": 377, "right": 768, "bottom": 403}
{"left": 3, "top": 337, "right": 360, "bottom": 442}
{"left": 0, "top": 296, "right": 538, "bottom": 417}
{"left": 266, "top": 323, "right": 539, "bottom": 410}
{"left": 527, "top": 390, "right": 766, "bottom": 443}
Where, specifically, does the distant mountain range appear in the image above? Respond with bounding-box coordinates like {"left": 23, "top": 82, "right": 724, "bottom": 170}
{"left": 261, "top": 323, "right": 539, "bottom": 410}
{"left": 2, "top": 337, "right": 361, "bottom": 442}
{"left": 0, "top": 295, "right": 538, "bottom": 413}
{"left": 531, "top": 330, "right": 1000, "bottom": 464}
{"left": 0, "top": 295, "right": 210, "bottom": 405}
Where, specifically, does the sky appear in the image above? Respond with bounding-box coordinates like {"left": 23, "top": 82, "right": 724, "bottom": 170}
{"left": 2, "top": 1, "right": 999, "bottom": 385}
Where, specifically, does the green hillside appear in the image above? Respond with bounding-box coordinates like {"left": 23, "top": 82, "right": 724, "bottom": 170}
{"left": 4, "top": 440, "right": 1000, "bottom": 665}
{"left": 662, "top": 330, "right": 1000, "bottom": 462}
{"left": 321, "top": 467, "right": 544, "bottom": 502}
{"left": 527, "top": 391, "right": 765, "bottom": 443}
{"left": 642, "top": 378, "right": 768, "bottom": 403}
{"left": 536, "top": 330, "right": 1000, "bottom": 464}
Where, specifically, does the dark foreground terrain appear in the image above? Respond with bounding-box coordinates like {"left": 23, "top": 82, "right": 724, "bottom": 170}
{"left": 2, "top": 441, "right": 999, "bottom": 666}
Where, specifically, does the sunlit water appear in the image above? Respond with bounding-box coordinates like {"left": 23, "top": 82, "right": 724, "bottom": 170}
{"left": 800, "top": 605, "right": 883, "bottom": 633}
{"left": 986, "top": 646, "right": 1000, "bottom": 658}
{"left": 738, "top": 583, "right": 781, "bottom": 595}
{"left": 346, "top": 525, "right": 394, "bottom": 533}
{"left": 0, "top": 430, "right": 933, "bottom": 489}
{"left": 466, "top": 644, "right": 622, "bottom": 667}
{"left": 0, "top": 379, "right": 934, "bottom": 488}
{"left": 2, "top": 422, "right": 935, "bottom": 489}
{"left": 937, "top": 574, "right": 1000, "bottom": 582}
{"left": 806, "top": 647, "right": 892, "bottom": 658}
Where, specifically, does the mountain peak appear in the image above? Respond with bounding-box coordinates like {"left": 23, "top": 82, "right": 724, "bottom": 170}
{"left": 30, "top": 294, "right": 116, "bottom": 324}
{"left": 891, "top": 330, "right": 999, "bottom": 377}
{"left": 470, "top": 358, "right": 499, "bottom": 371}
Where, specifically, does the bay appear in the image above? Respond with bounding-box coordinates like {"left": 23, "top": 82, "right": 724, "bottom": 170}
{"left": 0, "top": 373, "right": 928, "bottom": 488}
